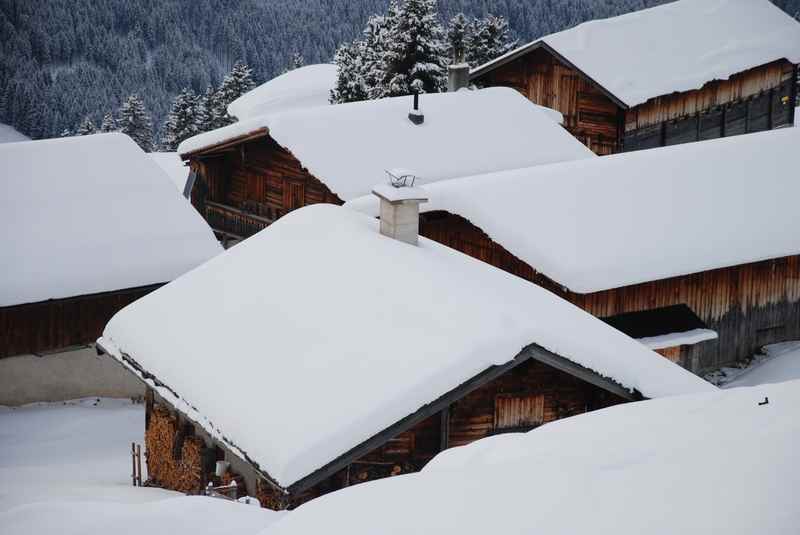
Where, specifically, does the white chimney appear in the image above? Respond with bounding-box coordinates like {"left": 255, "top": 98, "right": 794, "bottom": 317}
{"left": 373, "top": 169, "right": 428, "bottom": 246}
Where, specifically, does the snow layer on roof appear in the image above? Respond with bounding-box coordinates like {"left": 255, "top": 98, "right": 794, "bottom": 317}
{"left": 638, "top": 328, "right": 718, "bottom": 351}
{"left": 475, "top": 0, "right": 800, "bottom": 107}
{"left": 148, "top": 152, "right": 190, "bottom": 192}
{"left": 0, "top": 122, "right": 30, "bottom": 143}
{"left": 227, "top": 64, "right": 336, "bottom": 119}
{"left": 179, "top": 88, "right": 595, "bottom": 200}
{"left": 100, "top": 204, "right": 711, "bottom": 488}
{"left": 724, "top": 342, "right": 800, "bottom": 388}
{"left": 265, "top": 380, "right": 799, "bottom": 535}
{"left": 1, "top": 134, "right": 222, "bottom": 307}
{"left": 347, "top": 127, "right": 800, "bottom": 293}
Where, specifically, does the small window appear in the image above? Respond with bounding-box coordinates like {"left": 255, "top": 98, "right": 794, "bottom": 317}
{"left": 494, "top": 393, "right": 544, "bottom": 432}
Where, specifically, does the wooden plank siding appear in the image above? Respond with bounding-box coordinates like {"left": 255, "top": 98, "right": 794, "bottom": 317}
{"left": 475, "top": 47, "right": 623, "bottom": 155}
{"left": 473, "top": 47, "right": 796, "bottom": 154}
{"left": 0, "top": 284, "right": 161, "bottom": 358}
{"left": 420, "top": 210, "right": 800, "bottom": 374}
{"left": 189, "top": 135, "right": 343, "bottom": 242}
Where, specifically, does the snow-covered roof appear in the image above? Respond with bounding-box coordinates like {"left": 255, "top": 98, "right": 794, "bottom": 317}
{"left": 179, "top": 88, "right": 595, "bottom": 200}
{"left": 227, "top": 64, "right": 336, "bottom": 119}
{"left": 472, "top": 0, "right": 800, "bottom": 108}
{"left": 347, "top": 127, "right": 800, "bottom": 293}
{"left": 148, "top": 152, "right": 190, "bottom": 193}
{"left": 1, "top": 134, "right": 222, "bottom": 307}
{"left": 99, "top": 204, "right": 711, "bottom": 489}
{"left": 265, "top": 379, "right": 799, "bottom": 535}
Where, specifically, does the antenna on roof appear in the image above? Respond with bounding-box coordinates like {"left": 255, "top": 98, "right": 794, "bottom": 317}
{"left": 385, "top": 168, "right": 417, "bottom": 188}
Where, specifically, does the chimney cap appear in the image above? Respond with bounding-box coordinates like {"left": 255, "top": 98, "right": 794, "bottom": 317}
{"left": 372, "top": 182, "right": 428, "bottom": 204}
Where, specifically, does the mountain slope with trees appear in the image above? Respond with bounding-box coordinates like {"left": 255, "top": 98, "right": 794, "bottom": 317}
{"left": 1, "top": 0, "right": 797, "bottom": 140}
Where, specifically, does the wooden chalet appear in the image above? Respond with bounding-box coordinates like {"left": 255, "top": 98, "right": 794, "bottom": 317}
{"left": 176, "top": 87, "right": 593, "bottom": 245}
{"left": 97, "top": 204, "right": 712, "bottom": 510}
{"left": 347, "top": 127, "right": 800, "bottom": 376}
{"left": 0, "top": 134, "right": 221, "bottom": 404}
{"left": 470, "top": 0, "right": 800, "bottom": 155}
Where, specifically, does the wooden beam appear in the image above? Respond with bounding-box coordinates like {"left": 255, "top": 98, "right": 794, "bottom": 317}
{"left": 179, "top": 128, "right": 269, "bottom": 160}
{"left": 440, "top": 407, "right": 450, "bottom": 451}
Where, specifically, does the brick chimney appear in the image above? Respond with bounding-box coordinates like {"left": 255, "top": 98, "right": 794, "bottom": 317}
{"left": 373, "top": 169, "right": 428, "bottom": 246}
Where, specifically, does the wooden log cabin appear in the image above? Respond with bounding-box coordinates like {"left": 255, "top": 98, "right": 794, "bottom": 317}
{"left": 347, "top": 126, "right": 800, "bottom": 376}
{"left": 177, "top": 87, "right": 594, "bottom": 245}
{"left": 470, "top": 0, "right": 800, "bottom": 155}
{"left": 0, "top": 134, "right": 221, "bottom": 405}
{"left": 97, "top": 204, "right": 713, "bottom": 510}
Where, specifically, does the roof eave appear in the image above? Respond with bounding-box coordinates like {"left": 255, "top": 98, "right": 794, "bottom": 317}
{"left": 178, "top": 128, "right": 270, "bottom": 160}
{"left": 470, "top": 40, "right": 629, "bottom": 110}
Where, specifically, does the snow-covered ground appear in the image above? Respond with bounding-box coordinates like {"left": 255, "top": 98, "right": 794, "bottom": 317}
{"left": 265, "top": 380, "right": 800, "bottom": 535}
{"left": 0, "top": 122, "right": 30, "bottom": 143}
{"left": 707, "top": 341, "right": 800, "bottom": 388}
{"left": 0, "top": 398, "right": 281, "bottom": 535}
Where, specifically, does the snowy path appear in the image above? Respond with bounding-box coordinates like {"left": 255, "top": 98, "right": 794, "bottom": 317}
{"left": 0, "top": 398, "right": 281, "bottom": 534}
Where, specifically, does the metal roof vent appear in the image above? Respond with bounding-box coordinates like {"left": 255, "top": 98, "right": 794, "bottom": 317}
{"left": 408, "top": 93, "right": 424, "bottom": 125}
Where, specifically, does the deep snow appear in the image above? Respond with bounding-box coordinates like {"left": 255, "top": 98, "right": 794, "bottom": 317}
{"left": 0, "top": 122, "right": 30, "bottom": 143}
{"left": 0, "top": 398, "right": 281, "bottom": 535}
{"left": 711, "top": 341, "right": 800, "bottom": 388}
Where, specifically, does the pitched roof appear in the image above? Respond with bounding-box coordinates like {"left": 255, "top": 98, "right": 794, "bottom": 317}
{"left": 99, "top": 204, "right": 713, "bottom": 490}
{"left": 148, "top": 152, "right": 190, "bottom": 193}
{"left": 472, "top": 0, "right": 800, "bottom": 108}
{"left": 265, "top": 379, "right": 800, "bottom": 535}
{"left": 227, "top": 64, "right": 337, "bottom": 119}
{"left": 347, "top": 127, "right": 800, "bottom": 293}
{"left": 1, "top": 134, "right": 222, "bottom": 307}
{"left": 178, "top": 88, "right": 595, "bottom": 200}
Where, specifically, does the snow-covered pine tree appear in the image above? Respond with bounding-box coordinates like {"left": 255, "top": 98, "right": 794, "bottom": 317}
{"left": 331, "top": 42, "right": 368, "bottom": 104}
{"left": 361, "top": 11, "right": 394, "bottom": 99}
{"left": 118, "top": 94, "right": 154, "bottom": 152}
{"left": 199, "top": 86, "right": 218, "bottom": 132}
{"left": 466, "top": 15, "right": 517, "bottom": 68}
{"left": 213, "top": 61, "right": 257, "bottom": 127}
{"left": 446, "top": 13, "right": 471, "bottom": 63}
{"left": 60, "top": 128, "right": 72, "bottom": 137}
{"left": 100, "top": 112, "right": 118, "bottom": 133}
{"left": 75, "top": 116, "right": 96, "bottom": 135}
{"left": 379, "top": 0, "right": 447, "bottom": 97}
{"left": 290, "top": 52, "right": 305, "bottom": 70}
{"left": 161, "top": 88, "right": 204, "bottom": 150}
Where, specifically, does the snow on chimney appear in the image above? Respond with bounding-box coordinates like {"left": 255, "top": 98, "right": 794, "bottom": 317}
{"left": 408, "top": 93, "right": 424, "bottom": 125}
{"left": 373, "top": 169, "right": 428, "bottom": 246}
{"left": 448, "top": 50, "right": 470, "bottom": 92}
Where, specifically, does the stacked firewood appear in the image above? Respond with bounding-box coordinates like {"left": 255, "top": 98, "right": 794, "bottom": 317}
{"left": 145, "top": 405, "right": 205, "bottom": 493}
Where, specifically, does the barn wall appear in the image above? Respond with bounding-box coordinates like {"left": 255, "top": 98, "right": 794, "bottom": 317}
{"left": 0, "top": 285, "right": 160, "bottom": 359}
{"left": 189, "top": 137, "right": 343, "bottom": 242}
{"left": 474, "top": 47, "right": 623, "bottom": 155}
{"left": 623, "top": 60, "right": 796, "bottom": 151}
{"left": 421, "top": 211, "right": 800, "bottom": 374}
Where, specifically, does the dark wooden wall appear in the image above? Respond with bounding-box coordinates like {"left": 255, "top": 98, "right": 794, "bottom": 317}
{"left": 473, "top": 50, "right": 796, "bottom": 154}
{"left": 474, "top": 47, "right": 623, "bottom": 155}
{"left": 148, "top": 358, "right": 626, "bottom": 510}
{"left": 0, "top": 285, "right": 161, "bottom": 359}
{"left": 189, "top": 136, "right": 342, "bottom": 242}
{"left": 420, "top": 210, "right": 800, "bottom": 374}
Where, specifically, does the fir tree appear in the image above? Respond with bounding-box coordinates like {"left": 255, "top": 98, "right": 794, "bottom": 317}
{"left": 288, "top": 52, "right": 305, "bottom": 71}
{"left": 100, "top": 112, "right": 118, "bottom": 132}
{"left": 212, "top": 61, "right": 256, "bottom": 127}
{"left": 161, "top": 88, "right": 204, "bottom": 150}
{"left": 379, "top": 0, "right": 447, "bottom": 97}
{"left": 446, "top": 13, "right": 471, "bottom": 63}
{"left": 60, "top": 128, "right": 72, "bottom": 137}
{"left": 466, "top": 15, "right": 517, "bottom": 68}
{"left": 75, "top": 116, "right": 97, "bottom": 135}
{"left": 361, "top": 11, "right": 394, "bottom": 99}
{"left": 330, "top": 42, "right": 368, "bottom": 104}
{"left": 200, "top": 86, "right": 219, "bottom": 132}
{"left": 118, "top": 94, "right": 154, "bottom": 152}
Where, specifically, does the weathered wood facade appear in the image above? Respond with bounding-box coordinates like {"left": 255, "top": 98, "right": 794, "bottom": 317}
{"left": 142, "top": 355, "right": 626, "bottom": 510}
{"left": 472, "top": 44, "right": 797, "bottom": 155}
{"left": 186, "top": 132, "right": 342, "bottom": 245}
{"left": 0, "top": 284, "right": 160, "bottom": 359}
{"left": 419, "top": 210, "right": 800, "bottom": 374}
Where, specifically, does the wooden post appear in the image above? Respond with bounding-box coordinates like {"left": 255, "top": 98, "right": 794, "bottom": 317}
{"left": 131, "top": 442, "right": 137, "bottom": 486}
{"left": 135, "top": 444, "right": 143, "bottom": 487}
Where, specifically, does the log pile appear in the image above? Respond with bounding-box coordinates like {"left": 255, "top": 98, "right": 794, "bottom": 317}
{"left": 145, "top": 404, "right": 205, "bottom": 493}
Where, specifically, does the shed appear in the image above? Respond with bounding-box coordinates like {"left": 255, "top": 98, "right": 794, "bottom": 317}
{"left": 471, "top": 0, "right": 800, "bottom": 154}
{"left": 0, "top": 133, "right": 222, "bottom": 404}
{"left": 177, "top": 87, "right": 594, "bottom": 245}
{"left": 98, "top": 204, "right": 712, "bottom": 509}
{"left": 347, "top": 126, "right": 800, "bottom": 374}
